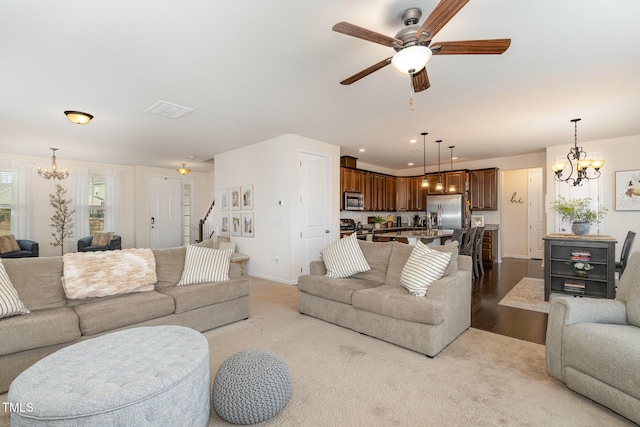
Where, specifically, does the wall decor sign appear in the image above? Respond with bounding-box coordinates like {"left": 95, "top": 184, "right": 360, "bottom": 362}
{"left": 615, "top": 169, "right": 640, "bottom": 211}
{"left": 230, "top": 187, "right": 241, "bottom": 211}
{"left": 231, "top": 213, "right": 242, "bottom": 236}
{"left": 242, "top": 212, "right": 254, "bottom": 237}
{"left": 219, "top": 188, "right": 229, "bottom": 211}
{"left": 241, "top": 185, "right": 253, "bottom": 210}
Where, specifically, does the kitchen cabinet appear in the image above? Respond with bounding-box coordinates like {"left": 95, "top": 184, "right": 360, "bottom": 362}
{"left": 371, "top": 173, "right": 386, "bottom": 211}
{"left": 426, "top": 171, "right": 466, "bottom": 195}
{"left": 412, "top": 176, "right": 427, "bottom": 211}
{"left": 361, "top": 171, "right": 373, "bottom": 211}
{"left": 470, "top": 168, "right": 498, "bottom": 211}
{"left": 543, "top": 234, "right": 616, "bottom": 301}
{"left": 341, "top": 167, "right": 363, "bottom": 193}
{"left": 385, "top": 176, "right": 397, "bottom": 211}
{"left": 396, "top": 177, "right": 412, "bottom": 211}
{"left": 482, "top": 229, "right": 498, "bottom": 263}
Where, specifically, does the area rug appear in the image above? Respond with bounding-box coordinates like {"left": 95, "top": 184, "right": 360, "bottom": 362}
{"left": 498, "top": 277, "right": 551, "bottom": 313}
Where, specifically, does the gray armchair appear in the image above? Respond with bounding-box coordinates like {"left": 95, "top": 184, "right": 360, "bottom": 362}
{"left": 77, "top": 235, "right": 122, "bottom": 252}
{"left": 546, "top": 251, "right": 640, "bottom": 424}
{"left": 0, "top": 239, "right": 39, "bottom": 258}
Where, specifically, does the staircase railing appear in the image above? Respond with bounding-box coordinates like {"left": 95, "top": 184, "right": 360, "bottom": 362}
{"left": 197, "top": 199, "right": 215, "bottom": 242}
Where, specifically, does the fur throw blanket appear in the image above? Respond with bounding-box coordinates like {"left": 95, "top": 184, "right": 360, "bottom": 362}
{"left": 62, "top": 248, "right": 157, "bottom": 300}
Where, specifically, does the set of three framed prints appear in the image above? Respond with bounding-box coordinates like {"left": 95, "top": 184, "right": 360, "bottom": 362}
{"left": 218, "top": 185, "right": 254, "bottom": 237}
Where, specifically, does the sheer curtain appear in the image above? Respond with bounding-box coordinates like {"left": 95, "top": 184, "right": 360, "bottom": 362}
{"left": 71, "top": 167, "right": 89, "bottom": 242}
{"left": 104, "top": 170, "right": 120, "bottom": 233}
{"left": 10, "top": 161, "right": 33, "bottom": 239}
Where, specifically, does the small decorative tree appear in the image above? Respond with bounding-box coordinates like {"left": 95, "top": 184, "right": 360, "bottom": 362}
{"left": 49, "top": 184, "right": 75, "bottom": 255}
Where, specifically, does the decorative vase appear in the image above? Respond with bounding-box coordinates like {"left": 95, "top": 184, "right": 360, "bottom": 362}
{"left": 575, "top": 270, "right": 589, "bottom": 278}
{"left": 374, "top": 223, "right": 381, "bottom": 230}
{"left": 571, "top": 222, "right": 590, "bottom": 235}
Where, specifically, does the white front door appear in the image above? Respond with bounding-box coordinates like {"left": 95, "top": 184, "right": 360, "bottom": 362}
{"left": 298, "top": 151, "right": 331, "bottom": 276}
{"left": 149, "top": 177, "right": 183, "bottom": 249}
{"left": 528, "top": 168, "right": 544, "bottom": 259}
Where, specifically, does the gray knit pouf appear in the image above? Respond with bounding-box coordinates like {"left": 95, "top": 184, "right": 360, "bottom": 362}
{"left": 8, "top": 326, "right": 210, "bottom": 427}
{"left": 213, "top": 349, "right": 292, "bottom": 424}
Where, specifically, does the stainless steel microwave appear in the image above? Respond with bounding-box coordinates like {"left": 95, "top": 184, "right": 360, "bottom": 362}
{"left": 344, "top": 192, "right": 364, "bottom": 210}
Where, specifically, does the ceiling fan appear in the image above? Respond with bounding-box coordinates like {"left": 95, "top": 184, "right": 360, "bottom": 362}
{"left": 333, "top": 0, "right": 511, "bottom": 93}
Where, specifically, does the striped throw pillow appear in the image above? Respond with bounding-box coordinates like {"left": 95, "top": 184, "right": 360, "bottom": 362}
{"left": 177, "top": 245, "right": 234, "bottom": 286}
{"left": 400, "top": 243, "right": 451, "bottom": 297}
{"left": 322, "top": 232, "right": 370, "bottom": 278}
{"left": 0, "top": 260, "right": 29, "bottom": 319}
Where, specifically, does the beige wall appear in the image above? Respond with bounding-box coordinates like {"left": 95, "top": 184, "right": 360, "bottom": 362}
{"left": 501, "top": 169, "right": 530, "bottom": 258}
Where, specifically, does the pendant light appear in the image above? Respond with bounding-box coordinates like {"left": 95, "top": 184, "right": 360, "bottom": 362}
{"left": 421, "top": 132, "right": 428, "bottom": 187}
{"left": 177, "top": 163, "right": 191, "bottom": 175}
{"left": 448, "top": 145, "right": 456, "bottom": 193}
{"left": 435, "top": 140, "right": 443, "bottom": 192}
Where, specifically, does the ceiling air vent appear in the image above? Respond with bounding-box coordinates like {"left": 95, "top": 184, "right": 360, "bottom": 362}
{"left": 145, "top": 100, "right": 194, "bottom": 119}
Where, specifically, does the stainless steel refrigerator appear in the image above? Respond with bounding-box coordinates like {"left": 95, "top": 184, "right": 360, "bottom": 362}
{"left": 426, "top": 194, "right": 466, "bottom": 229}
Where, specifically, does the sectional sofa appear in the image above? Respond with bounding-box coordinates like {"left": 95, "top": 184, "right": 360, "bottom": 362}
{"left": 298, "top": 239, "right": 472, "bottom": 357}
{"left": 0, "top": 240, "right": 250, "bottom": 393}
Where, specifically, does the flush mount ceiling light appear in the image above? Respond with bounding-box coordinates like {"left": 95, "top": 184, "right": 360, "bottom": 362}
{"left": 64, "top": 110, "right": 93, "bottom": 125}
{"left": 551, "top": 118, "right": 605, "bottom": 187}
{"left": 37, "top": 148, "right": 69, "bottom": 180}
{"left": 177, "top": 163, "right": 191, "bottom": 175}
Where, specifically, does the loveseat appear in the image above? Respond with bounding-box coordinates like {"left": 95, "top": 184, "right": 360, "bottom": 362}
{"left": 298, "top": 239, "right": 472, "bottom": 357}
{"left": 546, "top": 251, "right": 640, "bottom": 424}
{"left": 0, "top": 240, "right": 250, "bottom": 393}
{"left": 0, "top": 238, "right": 39, "bottom": 259}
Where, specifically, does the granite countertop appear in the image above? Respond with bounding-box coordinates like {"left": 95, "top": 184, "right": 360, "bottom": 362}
{"left": 543, "top": 233, "right": 617, "bottom": 241}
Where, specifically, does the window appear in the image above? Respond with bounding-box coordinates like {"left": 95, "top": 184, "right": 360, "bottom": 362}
{"left": 0, "top": 172, "right": 11, "bottom": 235}
{"left": 88, "top": 176, "right": 106, "bottom": 234}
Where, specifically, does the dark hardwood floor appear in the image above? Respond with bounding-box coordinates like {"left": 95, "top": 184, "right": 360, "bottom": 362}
{"left": 471, "top": 257, "right": 548, "bottom": 345}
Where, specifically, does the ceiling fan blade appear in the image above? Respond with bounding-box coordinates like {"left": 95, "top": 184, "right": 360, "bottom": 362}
{"left": 333, "top": 22, "right": 402, "bottom": 47}
{"left": 431, "top": 39, "right": 511, "bottom": 55}
{"left": 340, "top": 58, "right": 392, "bottom": 85}
{"left": 411, "top": 68, "right": 430, "bottom": 92}
{"left": 415, "top": 0, "right": 469, "bottom": 40}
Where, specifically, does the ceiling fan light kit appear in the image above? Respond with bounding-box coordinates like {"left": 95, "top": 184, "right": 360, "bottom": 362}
{"left": 333, "top": 0, "right": 511, "bottom": 98}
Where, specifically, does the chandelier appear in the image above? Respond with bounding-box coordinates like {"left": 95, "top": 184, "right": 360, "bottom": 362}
{"left": 37, "top": 148, "right": 69, "bottom": 180}
{"left": 551, "top": 118, "right": 605, "bottom": 187}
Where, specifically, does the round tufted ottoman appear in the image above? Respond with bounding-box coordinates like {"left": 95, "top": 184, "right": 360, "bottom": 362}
{"left": 8, "top": 326, "right": 210, "bottom": 426}
{"left": 213, "top": 349, "right": 292, "bottom": 424}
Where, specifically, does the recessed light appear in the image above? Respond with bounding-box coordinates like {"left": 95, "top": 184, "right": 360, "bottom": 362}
{"left": 359, "top": 148, "right": 365, "bottom": 152}
{"left": 408, "top": 162, "right": 414, "bottom": 166}
{"left": 409, "top": 139, "right": 417, "bottom": 143}
{"left": 452, "top": 157, "right": 458, "bottom": 160}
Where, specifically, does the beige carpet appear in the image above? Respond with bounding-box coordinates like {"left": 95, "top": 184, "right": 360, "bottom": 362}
{"left": 1, "top": 277, "right": 634, "bottom": 426}
{"left": 498, "top": 277, "right": 554, "bottom": 313}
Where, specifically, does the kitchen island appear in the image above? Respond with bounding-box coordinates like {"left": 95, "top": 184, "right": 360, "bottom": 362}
{"left": 373, "top": 228, "right": 455, "bottom": 245}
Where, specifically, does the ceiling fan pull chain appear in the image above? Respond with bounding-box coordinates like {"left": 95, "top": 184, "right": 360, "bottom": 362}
{"left": 409, "top": 77, "right": 414, "bottom": 111}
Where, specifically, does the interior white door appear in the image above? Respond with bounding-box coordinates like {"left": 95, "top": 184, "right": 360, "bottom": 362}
{"left": 149, "top": 177, "right": 183, "bottom": 249}
{"left": 528, "top": 168, "right": 544, "bottom": 259}
{"left": 298, "top": 151, "right": 331, "bottom": 276}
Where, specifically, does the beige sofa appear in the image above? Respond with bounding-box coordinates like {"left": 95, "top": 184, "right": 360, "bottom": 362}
{"left": 298, "top": 240, "right": 472, "bottom": 357}
{"left": 0, "top": 241, "right": 250, "bottom": 393}
{"left": 546, "top": 251, "right": 640, "bottom": 424}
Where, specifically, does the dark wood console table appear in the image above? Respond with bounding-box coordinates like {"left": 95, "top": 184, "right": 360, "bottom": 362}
{"left": 543, "top": 234, "right": 617, "bottom": 301}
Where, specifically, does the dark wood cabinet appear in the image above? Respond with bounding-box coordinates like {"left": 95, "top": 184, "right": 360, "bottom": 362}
{"left": 482, "top": 229, "right": 498, "bottom": 263}
{"left": 470, "top": 168, "right": 498, "bottom": 211}
{"left": 361, "top": 171, "right": 373, "bottom": 211}
{"left": 543, "top": 234, "right": 616, "bottom": 301}
{"left": 341, "top": 167, "right": 363, "bottom": 193}
{"left": 385, "top": 176, "right": 397, "bottom": 211}
{"left": 396, "top": 177, "right": 412, "bottom": 212}
{"left": 371, "top": 173, "right": 385, "bottom": 211}
{"left": 445, "top": 171, "right": 466, "bottom": 194}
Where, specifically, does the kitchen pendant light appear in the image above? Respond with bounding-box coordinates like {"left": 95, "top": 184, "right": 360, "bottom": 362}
{"left": 435, "top": 140, "right": 443, "bottom": 192}
{"left": 448, "top": 145, "right": 456, "bottom": 192}
{"left": 421, "top": 132, "right": 428, "bottom": 188}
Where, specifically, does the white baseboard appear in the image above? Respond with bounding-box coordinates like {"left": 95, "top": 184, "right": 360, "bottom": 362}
{"left": 249, "top": 272, "right": 297, "bottom": 285}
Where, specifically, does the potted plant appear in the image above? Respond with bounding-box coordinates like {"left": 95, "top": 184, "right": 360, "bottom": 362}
{"left": 550, "top": 196, "right": 607, "bottom": 235}
{"left": 567, "top": 260, "right": 594, "bottom": 278}
{"left": 371, "top": 215, "right": 385, "bottom": 229}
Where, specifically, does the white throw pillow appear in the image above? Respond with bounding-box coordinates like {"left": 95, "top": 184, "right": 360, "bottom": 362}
{"left": 178, "top": 245, "right": 234, "bottom": 285}
{"left": 0, "top": 260, "right": 29, "bottom": 319}
{"left": 322, "top": 233, "right": 370, "bottom": 278}
{"left": 400, "top": 243, "right": 452, "bottom": 297}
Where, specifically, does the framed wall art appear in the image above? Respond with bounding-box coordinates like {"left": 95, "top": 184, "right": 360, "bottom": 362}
{"left": 219, "top": 214, "right": 229, "bottom": 237}
{"left": 230, "top": 187, "right": 241, "bottom": 211}
{"left": 219, "top": 188, "right": 229, "bottom": 211}
{"left": 241, "top": 184, "right": 253, "bottom": 210}
{"left": 231, "top": 213, "right": 242, "bottom": 236}
{"left": 242, "top": 212, "right": 254, "bottom": 237}
{"left": 615, "top": 169, "right": 640, "bottom": 211}
{"left": 471, "top": 214, "right": 485, "bottom": 228}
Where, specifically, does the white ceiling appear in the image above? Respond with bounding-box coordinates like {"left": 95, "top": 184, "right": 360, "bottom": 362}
{"left": 2, "top": 0, "right": 639, "bottom": 172}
